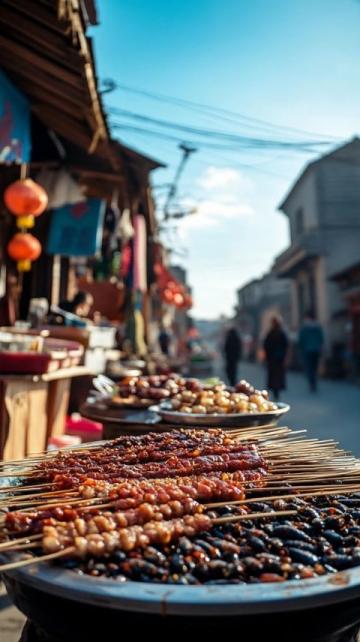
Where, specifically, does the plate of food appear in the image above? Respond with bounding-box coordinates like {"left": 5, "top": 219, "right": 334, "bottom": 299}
{"left": 153, "top": 381, "right": 290, "bottom": 427}
{"left": 108, "top": 396, "right": 157, "bottom": 410}
{"left": 106, "top": 374, "right": 203, "bottom": 410}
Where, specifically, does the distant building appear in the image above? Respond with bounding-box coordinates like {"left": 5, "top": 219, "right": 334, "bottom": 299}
{"left": 273, "top": 137, "right": 360, "bottom": 362}
{"left": 331, "top": 262, "right": 360, "bottom": 375}
{"left": 236, "top": 272, "right": 291, "bottom": 358}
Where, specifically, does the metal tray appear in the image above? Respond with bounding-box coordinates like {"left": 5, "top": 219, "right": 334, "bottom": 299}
{"left": 2, "top": 559, "right": 359, "bottom": 616}
{"left": 107, "top": 397, "right": 155, "bottom": 410}
{"left": 152, "top": 402, "right": 290, "bottom": 428}
{"left": 1, "top": 426, "right": 356, "bottom": 620}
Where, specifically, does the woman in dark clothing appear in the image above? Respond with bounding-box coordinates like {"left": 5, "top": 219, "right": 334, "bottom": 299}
{"left": 224, "top": 327, "right": 242, "bottom": 386}
{"left": 263, "top": 317, "right": 288, "bottom": 400}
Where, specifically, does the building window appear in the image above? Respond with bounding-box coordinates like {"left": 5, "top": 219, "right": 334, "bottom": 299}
{"left": 295, "top": 207, "right": 304, "bottom": 236}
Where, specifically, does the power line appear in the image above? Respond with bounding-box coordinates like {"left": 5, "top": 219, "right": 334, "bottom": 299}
{"left": 113, "top": 124, "right": 302, "bottom": 180}
{"left": 109, "top": 108, "right": 332, "bottom": 151}
{"left": 104, "top": 80, "right": 339, "bottom": 142}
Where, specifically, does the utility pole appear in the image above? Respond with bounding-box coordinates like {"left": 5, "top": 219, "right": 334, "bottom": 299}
{"left": 163, "top": 143, "right": 197, "bottom": 221}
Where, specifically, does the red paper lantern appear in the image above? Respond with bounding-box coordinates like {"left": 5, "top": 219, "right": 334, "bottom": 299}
{"left": 7, "top": 233, "right": 42, "bottom": 272}
{"left": 167, "top": 280, "right": 177, "bottom": 291}
{"left": 173, "top": 292, "right": 184, "bottom": 307}
{"left": 163, "top": 288, "right": 174, "bottom": 304}
{"left": 4, "top": 179, "right": 48, "bottom": 216}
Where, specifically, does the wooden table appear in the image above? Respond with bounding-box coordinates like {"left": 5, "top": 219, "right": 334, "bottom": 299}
{"left": 0, "top": 367, "right": 91, "bottom": 461}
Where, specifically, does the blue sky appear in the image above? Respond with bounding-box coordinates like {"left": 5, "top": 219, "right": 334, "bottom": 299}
{"left": 92, "top": 0, "right": 360, "bottom": 318}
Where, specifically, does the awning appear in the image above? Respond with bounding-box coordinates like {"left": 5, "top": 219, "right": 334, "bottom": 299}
{"left": 0, "top": 0, "right": 111, "bottom": 161}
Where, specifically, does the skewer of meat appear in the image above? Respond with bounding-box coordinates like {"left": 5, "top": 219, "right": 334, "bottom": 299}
{"left": 1, "top": 506, "right": 297, "bottom": 568}
{"left": 42, "top": 514, "right": 213, "bottom": 555}
{"left": 35, "top": 451, "right": 266, "bottom": 485}
{"left": 33, "top": 437, "right": 259, "bottom": 475}
{"left": 37, "top": 441, "right": 259, "bottom": 471}
{"left": 3, "top": 475, "right": 253, "bottom": 531}
{"left": 78, "top": 475, "right": 250, "bottom": 503}
{"left": 4, "top": 497, "right": 203, "bottom": 535}
{"left": 52, "top": 467, "right": 266, "bottom": 491}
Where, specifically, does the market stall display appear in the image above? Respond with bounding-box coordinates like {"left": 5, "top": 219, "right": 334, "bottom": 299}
{"left": 2, "top": 424, "right": 360, "bottom": 642}
{"left": 109, "top": 374, "right": 200, "bottom": 409}
{"left": 0, "top": 426, "right": 360, "bottom": 584}
{"left": 153, "top": 379, "right": 289, "bottom": 427}
{"left": 155, "top": 401, "right": 290, "bottom": 428}
{"left": 103, "top": 376, "right": 289, "bottom": 427}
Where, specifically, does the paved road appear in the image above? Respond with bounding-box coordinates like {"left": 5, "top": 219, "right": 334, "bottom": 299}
{"left": 220, "top": 360, "right": 360, "bottom": 456}
{"left": 0, "top": 585, "right": 25, "bottom": 642}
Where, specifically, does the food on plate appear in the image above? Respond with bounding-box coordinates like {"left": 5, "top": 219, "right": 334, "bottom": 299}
{"left": 169, "top": 380, "right": 278, "bottom": 415}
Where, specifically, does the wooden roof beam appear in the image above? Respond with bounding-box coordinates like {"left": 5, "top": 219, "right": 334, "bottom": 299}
{"left": 3, "top": 0, "right": 70, "bottom": 36}
{"left": 0, "top": 57, "right": 86, "bottom": 106}
{"left": 0, "top": 8, "right": 82, "bottom": 71}
{"left": 32, "top": 104, "right": 92, "bottom": 151}
{"left": 0, "top": 35, "right": 83, "bottom": 89}
{"left": 13, "top": 79, "right": 87, "bottom": 121}
{"left": 73, "top": 168, "right": 124, "bottom": 182}
{"left": 64, "top": 1, "right": 109, "bottom": 146}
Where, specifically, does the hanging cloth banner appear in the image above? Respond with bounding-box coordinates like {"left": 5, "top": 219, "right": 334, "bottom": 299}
{"left": 133, "top": 214, "right": 147, "bottom": 292}
{"left": 0, "top": 70, "right": 31, "bottom": 163}
{"left": 36, "top": 168, "right": 86, "bottom": 209}
{"left": 47, "top": 198, "right": 106, "bottom": 256}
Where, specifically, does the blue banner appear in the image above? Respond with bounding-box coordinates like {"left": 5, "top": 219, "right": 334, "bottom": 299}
{"left": 47, "top": 198, "right": 106, "bottom": 256}
{"left": 0, "top": 70, "right": 31, "bottom": 163}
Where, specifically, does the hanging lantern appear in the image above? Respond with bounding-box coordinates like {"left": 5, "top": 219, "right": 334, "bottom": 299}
{"left": 4, "top": 179, "right": 48, "bottom": 229}
{"left": 173, "top": 292, "right": 184, "bottom": 307}
{"left": 163, "top": 288, "right": 174, "bottom": 304}
{"left": 166, "top": 280, "right": 177, "bottom": 292}
{"left": 7, "top": 232, "right": 42, "bottom": 272}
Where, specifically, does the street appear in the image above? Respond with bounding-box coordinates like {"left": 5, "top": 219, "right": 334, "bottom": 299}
{"left": 227, "top": 361, "right": 360, "bottom": 456}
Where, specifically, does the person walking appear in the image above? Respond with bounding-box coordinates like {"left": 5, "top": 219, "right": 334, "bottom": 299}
{"left": 158, "top": 327, "right": 171, "bottom": 356}
{"left": 299, "top": 310, "right": 324, "bottom": 392}
{"left": 263, "top": 317, "right": 289, "bottom": 401}
{"left": 223, "top": 326, "right": 242, "bottom": 386}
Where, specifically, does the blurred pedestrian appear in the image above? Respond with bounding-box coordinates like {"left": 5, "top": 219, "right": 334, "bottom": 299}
{"left": 224, "top": 326, "right": 242, "bottom": 386}
{"left": 263, "top": 316, "right": 289, "bottom": 400}
{"left": 158, "top": 327, "right": 171, "bottom": 356}
{"left": 299, "top": 310, "right": 324, "bottom": 392}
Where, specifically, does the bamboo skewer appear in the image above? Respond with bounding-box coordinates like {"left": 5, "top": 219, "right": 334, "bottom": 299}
{"left": 1, "top": 424, "right": 360, "bottom": 574}
{"left": 0, "top": 510, "right": 299, "bottom": 571}
{"left": 0, "top": 490, "right": 78, "bottom": 507}
{"left": 0, "top": 534, "right": 42, "bottom": 549}
{"left": 3, "top": 496, "right": 108, "bottom": 515}
{"left": 212, "top": 509, "right": 297, "bottom": 524}
{"left": 205, "top": 487, "right": 360, "bottom": 508}
{"left": 0, "top": 483, "right": 56, "bottom": 494}
{"left": 6, "top": 542, "right": 40, "bottom": 552}
{"left": 0, "top": 547, "right": 75, "bottom": 572}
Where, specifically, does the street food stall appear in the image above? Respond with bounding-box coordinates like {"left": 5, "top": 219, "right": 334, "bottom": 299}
{"left": 0, "top": 331, "right": 88, "bottom": 459}
{"left": 0, "top": 375, "right": 360, "bottom": 642}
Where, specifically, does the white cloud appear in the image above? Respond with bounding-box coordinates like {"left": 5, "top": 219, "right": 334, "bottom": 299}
{"left": 197, "top": 166, "right": 252, "bottom": 192}
{"left": 177, "top": 166, "right": 253, "bottom": 234}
